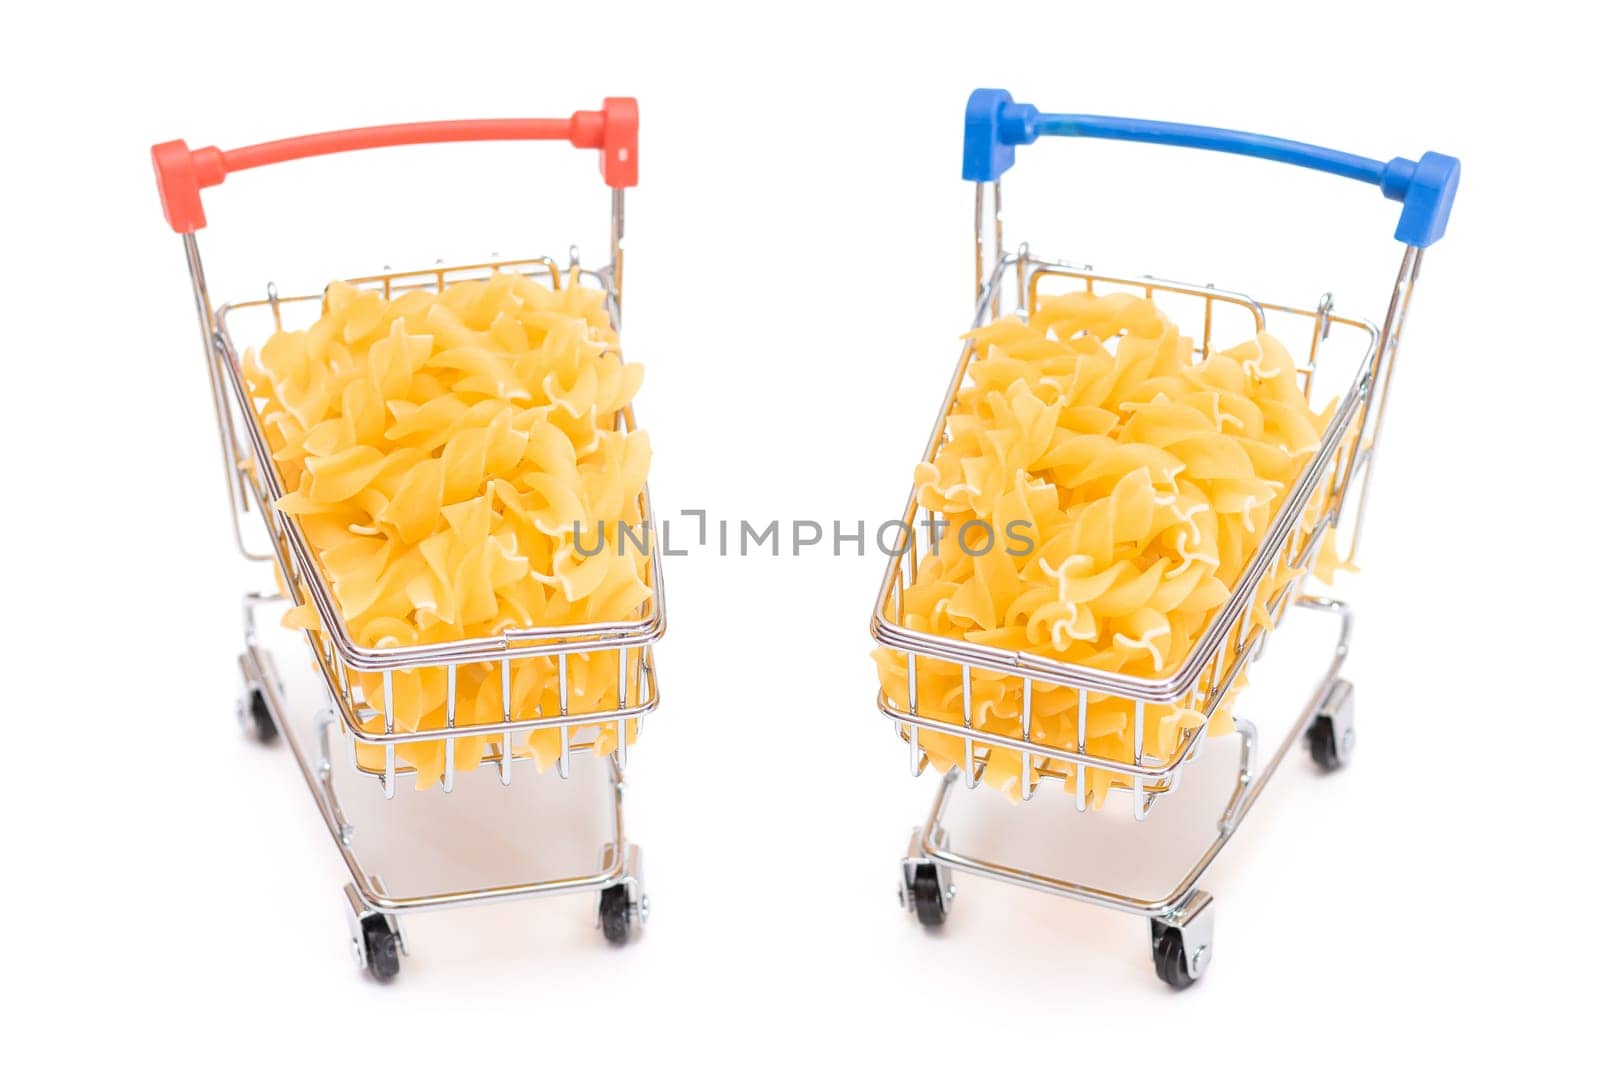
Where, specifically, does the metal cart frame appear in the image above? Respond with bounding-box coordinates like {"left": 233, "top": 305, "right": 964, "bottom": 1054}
{"left": 153, "top": 100, "right": 663, "bottom": 979}
{"left": 872, "top": 90, "right": 1458, "bottom": 987}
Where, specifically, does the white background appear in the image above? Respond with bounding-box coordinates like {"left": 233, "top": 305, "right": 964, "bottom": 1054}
{"left": 3, "top": 0, "right": 1592, "bottom": 1060}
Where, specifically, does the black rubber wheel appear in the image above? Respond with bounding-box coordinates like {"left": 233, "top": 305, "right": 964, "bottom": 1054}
{"left": 910, "top": 863, "right": 947, "bottom": 928}
{"left": 244, "top": 688, "right": 278, "bottom": 744}
{"left": 599, "top": 885, "right": 631, "bottom": 945}
{"left": 1153, "top": 927, "right": 1196, "bottom": 989}
{"left": 1307, "top": 715, "right": 1341, "bottom": 771}
{"left": 361, "top": 915, "right": 401, "bottom": 982}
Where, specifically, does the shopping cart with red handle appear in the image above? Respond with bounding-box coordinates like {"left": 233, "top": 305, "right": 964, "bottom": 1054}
{"left": 153, "top": 99, "right": 663, "bottom": 979}
{"left": 873, "top": 89, "right": 1458, "bottom": 987}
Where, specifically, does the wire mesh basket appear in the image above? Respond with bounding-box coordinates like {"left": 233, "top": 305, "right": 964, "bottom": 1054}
{"left": 216, "top": 258, "right": 665, "bottom": 796}
{"left": 873, "top": 257, "right": 1378, "bottom": 817}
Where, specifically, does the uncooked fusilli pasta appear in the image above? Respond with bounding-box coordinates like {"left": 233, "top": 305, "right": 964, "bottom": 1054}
{"left": 875, "top": 291, "right": 1349, "bottom": 805}
{"left": 245, "top": 270, "right": 651, "bottom": 787}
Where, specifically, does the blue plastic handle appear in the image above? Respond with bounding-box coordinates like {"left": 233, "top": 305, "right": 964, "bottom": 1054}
{"left": 963, "top": 89, "right": 1459, "bottom": 248}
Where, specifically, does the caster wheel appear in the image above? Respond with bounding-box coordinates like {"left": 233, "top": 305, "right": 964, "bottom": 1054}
{"left": 1307, "top": 678, "right": 1353, "bottom": 771}
{"left": 239, "top": 687, "right": 277, "bottom": 744}
{"left": 1151, "top": 891, "right": 1212, "bottom": 990}
{"left": 599, "top": 884, "right": 632, "bottom": 945}
{"left": 1152, "top": 927, "right": 1196, "bottom": 989}
{"left": 1307, "top": 716, "right": 1341, "bottom": 770}
{"left": 361, "top": 914, "right": 401, "bottom": 982}
{"left": 910, "top": 863, "right": 948, "bottom": 928}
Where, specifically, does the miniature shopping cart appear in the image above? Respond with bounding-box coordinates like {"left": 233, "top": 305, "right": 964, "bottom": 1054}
{"left": 153, "top": 99, "right": 664, "bottom": 979}
{"left": 872, "top": 90, "right": 1458, "bottom": 988}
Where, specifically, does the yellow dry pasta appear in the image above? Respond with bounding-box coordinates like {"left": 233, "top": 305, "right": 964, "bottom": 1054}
{"left": 876, "top": 291, "right": 1347, "bottom": 806}
{"left": 248, "top": 270, "right": 651, "bottom": 788}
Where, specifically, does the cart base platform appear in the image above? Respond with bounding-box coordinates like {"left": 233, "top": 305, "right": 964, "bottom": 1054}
{"left": 898, "top": 596, "right": 1354, "bottom": 988}
{"left": 237, "top": 592, "right": 649, "bottom": 980}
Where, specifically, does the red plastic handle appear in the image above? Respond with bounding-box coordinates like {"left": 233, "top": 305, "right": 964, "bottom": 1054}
{"left": 152, "top": 98, "right": 637, "bottom": 233}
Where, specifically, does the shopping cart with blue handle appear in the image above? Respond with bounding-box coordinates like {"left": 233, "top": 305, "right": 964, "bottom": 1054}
{"left": 871, "top": 89, "right": 1458, "bottom": 987}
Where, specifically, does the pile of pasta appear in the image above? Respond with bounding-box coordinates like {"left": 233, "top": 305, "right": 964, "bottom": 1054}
{"left": 874, "top": 291, "right": 1347, "bottom": 806}
{"left": 244, "top": 270, "right": 651, "bottom": 788}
